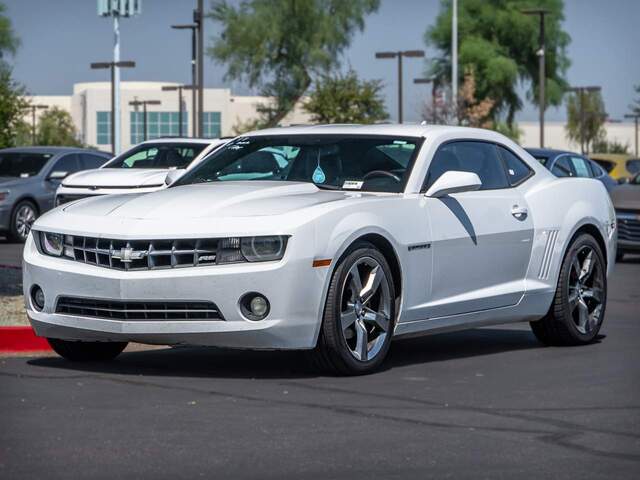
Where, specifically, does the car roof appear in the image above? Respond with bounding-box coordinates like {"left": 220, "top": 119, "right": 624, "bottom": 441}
{"left": 241, "top": 123, "right": 511, "bottom": 139}
{"left": 525, "top": 147, "right": 578, "bottom": 158}
{"left": 0, "top": 146, "right": 96, "bottom": 154}
{"left": 138, "top": 137, "right": 219, "bottom": 145}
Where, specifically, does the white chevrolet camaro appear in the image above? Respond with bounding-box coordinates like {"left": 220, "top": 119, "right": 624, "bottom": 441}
{"left": 23, "top": 125, "right": 617, "bottom": 375}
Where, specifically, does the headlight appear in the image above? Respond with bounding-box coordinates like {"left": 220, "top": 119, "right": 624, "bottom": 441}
{"left": 216, "top": 235, "right": 288, "bottom": 263}
{"left": 41, "top": 232, "right": 64, "bottom": 257}
{"left": 241, "top": 236, "right": 287, "bottom": 262}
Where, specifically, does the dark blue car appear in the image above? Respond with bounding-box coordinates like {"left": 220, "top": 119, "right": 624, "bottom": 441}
{"left": 526, "top": 148, "right": 617, "bottom": 193}
{"left": 0, "top": 147, "right": 111, "bottom": 242}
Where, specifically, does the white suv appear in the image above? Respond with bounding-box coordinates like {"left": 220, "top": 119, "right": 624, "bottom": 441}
{"left": 55, "top": 138, "right": 226, "bottom": 206}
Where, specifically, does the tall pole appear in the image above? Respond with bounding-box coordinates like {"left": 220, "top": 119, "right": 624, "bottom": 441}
{"left": 625, "top": 113, "right": 640, "bottom": 157}
{"left": 31, "top": 106, "right": 36, "bottom": 145}
{"left": 191, "top": 27, "right": 197, "bottom": 137}
{"left": 110, "top": 63, "right": 116, "bottom": 154}
{"left": 113, "top": 14, "right": 121, "bottom": 154}
{"left": 452, "top": 0, "right": 458, "bottom": 122}
{"left": 196, "top": 0, "right": 204, "bottom": 138}
{"left": 398, "top": 54, "right": 403, "bottom": 124}
{"left": 143, "top": 102, "right": 148, "bottom": 141}
{"left": 539, "top": 14, "right": 545, "bottom": 148}
{"left": 580, "top": 89, "right": 585, "bottom": 154}
{"left": 375, "top": 50, "right": 424, "bottom": 124}
{"left": 178, "top": 86, "right": 184, "bottom": 137}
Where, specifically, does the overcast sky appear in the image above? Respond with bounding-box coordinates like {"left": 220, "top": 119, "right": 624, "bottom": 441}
{"left": 5, "top": 0, "right": 640, "bottom": 123}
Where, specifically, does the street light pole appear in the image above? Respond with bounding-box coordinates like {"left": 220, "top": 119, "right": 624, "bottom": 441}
{"left": 129, "top": 100, "right": 161, "bottom": 142}
{"left": 91, "top": 60, "right": 136, "bottom": 154}
{"left": 625, "top": 113, "right": 640, "bottom": 157}
{"left": 414, "top": 78, "right": 436, "bottom": 122}
{"left": 196, "top": 0, "right": 204, "bottom": 138}
{"left": 375, "top": 50, "right": 425, "bottom": 124}
{"left": 567, "top": 86, "right": 601, "bottom": 155}
{"left": 522, "top": 9, "right": 550, "bottom": 148}
{"left": 452, "top": 0, "right": 458, "bottom": 120}
{"left": 171, "top": 23, "right": 198, "bottom": 137}
{"left": 162, "top": 85, "right": 196, "bottom": 137}
{"left": 27, "top": 104, "right": 48, "bottom": 145}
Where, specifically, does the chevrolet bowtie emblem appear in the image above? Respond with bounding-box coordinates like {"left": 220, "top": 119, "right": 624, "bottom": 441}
{"left": 111, "top": 247, "right": 147, "bottom": 263}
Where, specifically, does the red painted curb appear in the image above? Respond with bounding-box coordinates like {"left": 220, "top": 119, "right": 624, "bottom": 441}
{"left": 0, "top": 326, "right": 52, "bottom": 352}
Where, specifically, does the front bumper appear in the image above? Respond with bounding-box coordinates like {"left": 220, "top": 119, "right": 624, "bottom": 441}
{"left": 23, "top": 234, "right": 327, "bottom": 350}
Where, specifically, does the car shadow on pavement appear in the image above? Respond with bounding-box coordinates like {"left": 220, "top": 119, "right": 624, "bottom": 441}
{"left": 27, "top": 327, "right": 549, "bottom": 379}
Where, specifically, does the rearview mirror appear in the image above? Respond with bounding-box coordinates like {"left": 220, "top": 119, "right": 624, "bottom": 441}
{"left": 165, "top": 169, "right": 186, "bottom": 186}
{"left": 47, "top": 170, "right": 68, "bottom": 181}
{"left": 425, "top": 171, "right": 482, "bottom": 198}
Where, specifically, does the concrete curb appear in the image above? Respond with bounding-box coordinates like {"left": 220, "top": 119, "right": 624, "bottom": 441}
{"left": 0, "top": 326, "right": 52, "bottom": 352}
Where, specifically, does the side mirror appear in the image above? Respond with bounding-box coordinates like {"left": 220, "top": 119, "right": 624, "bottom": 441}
{"left": 47, "top": 171, "right": 68, "bottom": 181}
{"left": 165, "top": 169, "right": 186, "bottom": 186}
{"left": 425, "top": 170, "right": 482, "bottom": 198}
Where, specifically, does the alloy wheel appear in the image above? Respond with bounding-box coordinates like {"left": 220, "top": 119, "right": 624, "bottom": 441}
{"left": 568, "top": 245, "right": 605, "bottom": 335}
{"left": 15, "top": 205, "right": 36, "bottom": 240}
{"left": 340, "top": 257, "right": 392, "bottom": 362}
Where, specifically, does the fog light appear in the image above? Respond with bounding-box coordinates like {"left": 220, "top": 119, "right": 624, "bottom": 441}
{"left": 31, "top": 285, "right": 45, "bottom": 311}
{"left": 240, "top": 292, "right": 270, "bottom": 321}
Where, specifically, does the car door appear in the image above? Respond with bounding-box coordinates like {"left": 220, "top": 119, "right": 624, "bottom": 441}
{"left": 419, "top": 140, "right": 534, "bottom": 318}
{"left": 41, "top": 153, "right": 82, "bottom": 210}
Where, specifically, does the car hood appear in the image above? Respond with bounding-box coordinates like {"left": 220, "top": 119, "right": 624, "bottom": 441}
{"left": 0, "top": 176, "right": 31, "bottom": 187}
{"left": 62, "top": 169, "right": 169, "bottom": 188}
{"left": 62, "top": 181, "right": 350, "bottom": 219}
{"left": 611, "top": 184, "right": 640, "bottom": 211}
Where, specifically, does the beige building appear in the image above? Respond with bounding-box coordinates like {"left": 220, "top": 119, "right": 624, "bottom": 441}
{"left": 25, "top": 81, "right": 311, "bottom": 153}
{"left": 25, "top": 82, "right": 638, "bottom": 156}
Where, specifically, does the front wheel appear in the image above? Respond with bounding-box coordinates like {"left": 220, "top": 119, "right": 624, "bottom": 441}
{"left": 48, "top": 338, "right": 128, "bottom": 362}
{"left": 9, "top": 200, "right": 38, "bottom": 243}
{"left": 530, "top": 233, "right": 607, "bottom": 346}
{"left": 310, "top": 242, "right": 396, "bottom": 375}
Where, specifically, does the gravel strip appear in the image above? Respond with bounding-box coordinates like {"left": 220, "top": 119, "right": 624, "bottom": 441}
{"left": 0, "top": 267, "right": 28, "bottom": 326}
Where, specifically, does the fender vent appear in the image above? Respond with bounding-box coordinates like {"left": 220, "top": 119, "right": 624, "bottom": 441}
{"left": 538, "top": 230, "right": 558, "bottom": 280}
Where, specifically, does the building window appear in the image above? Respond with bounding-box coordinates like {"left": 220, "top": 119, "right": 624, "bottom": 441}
{"left": 130, "top": 111, "right": 188, "bottom": 145}
{"left": 96, "top": 111, "right": 111, "bottom": 145}
{"left": 202, "top": 112, "right": 221, "bottom": 138}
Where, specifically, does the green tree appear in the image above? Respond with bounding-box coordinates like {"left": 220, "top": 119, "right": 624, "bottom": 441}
{"left": 591, "top": 137, "right": 629, "bottom": 155}
{"left": 208, "top": 0, "right": 379, "bottom": 128}
{"left": 426, "top": 0, "right": 570, "bottom": 126}
{"left": 0, "top": 1, "right": 19, "bottom": 60}
{"left": 35, "top": 107, "right": 81, "bottom": 146}
{"left": 566, "top": 90, "right": 606, "bottom": 154}
{"left": 303, "top": 70, "right": 387, "bottom": 124}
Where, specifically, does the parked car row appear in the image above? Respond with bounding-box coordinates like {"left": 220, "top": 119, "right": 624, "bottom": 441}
{"left": 0, "top": 138, "right": 225, "bottom": 242}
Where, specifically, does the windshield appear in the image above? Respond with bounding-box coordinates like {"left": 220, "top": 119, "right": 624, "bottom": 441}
{"left": 0, "top": 152, "right": 53, "bottom": 178}
{"left": 175, "top": 135, "right": 423, "bottom": 193}
{"left": 104, "top": 142, "right": 207, "bottom": 169}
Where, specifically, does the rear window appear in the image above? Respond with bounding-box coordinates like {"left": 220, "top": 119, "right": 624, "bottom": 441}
{"left": 592, "top": 159, "right": 615, "bottom": 173}
{"left": 627, "top": 159, "right": 640, "bottom": 174}
{"left": 0, "top": 152, "right": 53, "bottom": 177}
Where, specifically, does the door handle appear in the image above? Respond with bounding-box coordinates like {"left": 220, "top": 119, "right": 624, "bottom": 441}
{"left": 511, "top": 205, "right": 528, "bottom": 220}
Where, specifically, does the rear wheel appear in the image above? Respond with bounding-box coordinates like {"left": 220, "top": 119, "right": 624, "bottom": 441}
{"left": 310, "top": 242, "right": 396, "bottom": 375}
{"left": 530, "top": 233, "right": 607, "bottom": 345}
{"left": 48, "top": 338, "right": 128, "bottom": 362}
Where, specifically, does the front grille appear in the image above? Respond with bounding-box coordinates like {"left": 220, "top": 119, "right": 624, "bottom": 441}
{"left": 55, "top": 194, "right": 100, "bottom": 206}
{"left": 62, "top": 235, "right": 222, "bottom": 270}
{"left": 56, "top": 296, "right": 223, "bottom": 320}
{"left": 617, "top": 211, "right": 640, "bottom": 242}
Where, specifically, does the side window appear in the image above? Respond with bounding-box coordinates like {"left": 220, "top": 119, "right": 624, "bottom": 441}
{"left": 424, "top": 141, "right": 509, "bottom": 191}
{"left": 569, "top": 156, "right": 591, "bottom": 177}
{"left": 51, "top": 154, "right": 80, "bottom": 174}
{"left": 497, "top": 146, "right": 532, "bottom": 186}
{"left": 627, "top": 159, "right": 640, "bottom": 175}
{"left": 592, "top": 158, "right": 614, "bottom": 173}
{"left": 587, "top": 160, "right": 603, "bottom": 178}
{"left": 551, "top": 156, "right": 574, "bottom": 177}
{"left": 81, "top": 154, "right": 109, "bottom": 169}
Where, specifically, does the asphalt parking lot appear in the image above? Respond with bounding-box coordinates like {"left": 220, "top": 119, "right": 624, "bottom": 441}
{"left": 1, "top": 241, "right": 639, "bottom": 479}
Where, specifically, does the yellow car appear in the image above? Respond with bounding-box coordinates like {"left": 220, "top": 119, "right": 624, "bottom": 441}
{"left": 590, "top": 153, "right": 640, "bottom": 181}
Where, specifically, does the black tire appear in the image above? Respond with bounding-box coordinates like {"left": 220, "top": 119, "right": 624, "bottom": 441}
{"left": 9, "top": 200, "right": 38, "bottom": 243}
{"left": 47, "top": 338, "right": 128, "bottom": 362}
{"left": 530, "top": 233, "right": 607, "bottom": 346}
{"left": 309, "top": 242, "right": 396, "bottom": 375}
